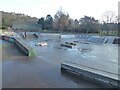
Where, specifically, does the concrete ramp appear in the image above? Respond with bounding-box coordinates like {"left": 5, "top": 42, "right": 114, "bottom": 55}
{"left": 21, "top": 32, "right": 39, "bottom": 39}
{"left": 1, "top": 35, "right": 35, "bottom": 57}
{"left": 61, "top": 44, "right": 119, "bottom": 87}
{"left": 61, "top": 35, "right": 75, "bottom": 39}
{"left": 41, "top": 33, "right": 61, "bottom": 40}
{"left": 27, "top": 33, "right": 38, "bottom": 38}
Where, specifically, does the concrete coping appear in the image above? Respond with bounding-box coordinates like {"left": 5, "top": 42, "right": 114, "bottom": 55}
{"left": 62, "top": 61, "right": 120, "bottom": 81}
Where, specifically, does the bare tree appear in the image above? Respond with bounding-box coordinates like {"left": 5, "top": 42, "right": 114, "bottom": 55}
{"left": 102, "top": 11, "right": 117, "bottom": 23}
{"left": 101, "top": 11, "right": 118, "bottom": 35}
{"left": 53, "top": 8, "right": 70, "bottom": 33}
{"left": 70, "top": 19, "right": 79, "bottom": 33}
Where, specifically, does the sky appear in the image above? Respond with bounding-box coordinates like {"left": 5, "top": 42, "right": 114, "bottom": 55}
{"left": 0, "top": 0, "right": 119, "bottom": 20}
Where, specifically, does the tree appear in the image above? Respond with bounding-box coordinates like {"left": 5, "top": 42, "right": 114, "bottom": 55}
{"left": 101, "top": 11, "right": 118, "bottom": 35}
{"left": 79, "top": 16, "right": 99, "bottom": 33}
{"left": 45, "top": 14, "right": 53, "bottom": 29}
{"left": 74, "top": 19, "right": 79, "bottom": 32}
{"left": 38, "top": 17, "right": 45, "bottom": 30}
{"left": 38, "top": 15, "right": 53, "bottom": 30}
{"left": 68, "top": 19, "right": 79, "bottom": 33}
{"left": 53, "top": 9, "right": 70, "bottom": 33}
{"left": 102, "top": 11, "right": 117, "bottom": 23}
{"left": 68, "top": 19, "right": 74, "bottom": 32}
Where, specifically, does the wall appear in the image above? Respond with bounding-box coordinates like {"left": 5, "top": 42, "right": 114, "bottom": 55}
{"left": 1, "top": 35, "right": 35, "bottom": 57}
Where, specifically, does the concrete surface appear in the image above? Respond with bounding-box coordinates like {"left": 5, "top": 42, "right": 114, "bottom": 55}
{"left": 2, "top": 33, "right": 119, "bottom": 88}
{"left": 2, "top": 39, "right": 102, "bottom": 88}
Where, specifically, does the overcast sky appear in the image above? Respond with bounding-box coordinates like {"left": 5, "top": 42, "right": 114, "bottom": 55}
{"left": 0, "top": 0, "right": 119, "bottom": 20}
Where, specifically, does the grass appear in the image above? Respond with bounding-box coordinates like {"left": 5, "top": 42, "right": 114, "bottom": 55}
{"left": 100, "top": 31, "right": 118, "bottom": 36}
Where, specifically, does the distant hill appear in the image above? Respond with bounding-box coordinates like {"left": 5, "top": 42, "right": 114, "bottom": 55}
{"left": 0, "top": 11, "right": 42, "bottom": 31}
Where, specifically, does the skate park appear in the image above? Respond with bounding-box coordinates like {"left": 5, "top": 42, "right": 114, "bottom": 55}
{"left": 1, "top": 32, "right": 120, "bottom": 88}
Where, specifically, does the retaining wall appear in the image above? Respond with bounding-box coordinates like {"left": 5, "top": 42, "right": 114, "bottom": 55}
{"left": 1, "top": 35, "right": 35, "bottom": 57}
{"left": 61, "top": 63, "right": 120, "bottom": 87}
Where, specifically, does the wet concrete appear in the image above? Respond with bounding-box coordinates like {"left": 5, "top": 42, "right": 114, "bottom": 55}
{"left": 2, "top": 39, "right": 102, "bottom": 88}
{"left": 22, "top": 35, "right": 119, "bottom": 86}
{"left": 2, "top": 33, "right": 119, "bottom": 88}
